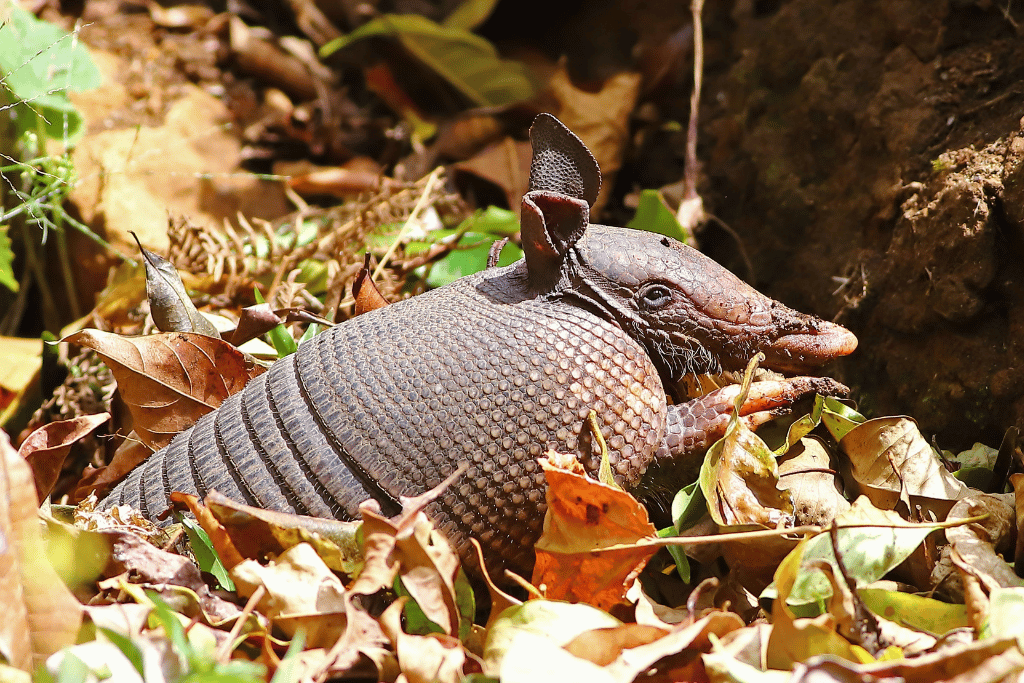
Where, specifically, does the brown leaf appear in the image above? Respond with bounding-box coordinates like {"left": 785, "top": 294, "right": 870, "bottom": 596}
{"left": 354, "top": 504, "right": 462, "bottom": 636}
{"left": 840, "top": 416, "right": 968, "bottom": 518}
{"left": 62, "top": 330, "right": 265, "bottom": 451}
{"left": 180, "top": 490, "right": 361, "bottom": 574}
{"left": 549, "top": 65, "right": 641, "bottom": 213}
{"left": 19, "top": 413, "right": 109, "bottom": 500}
{"left": 778, "top": 436, "right": 850, "bottom": 527}
{"left": 231, "top": 542, "right": 348, "bottom": 647}
{"left": 101, "top": 527, "right": 241, "bottom": 625}
{"left": 353, "top": 255, "right": 391, "bottom": 316}
{"left": 452, "top": 137, "right": 532, "bottom": 214}
{"left": 286, "top": 165, "right": 384, "bottom": 198}
{"left": 133, "top": 231, "right": 221, "bottom": 339}
{"left": 70, "top": 434, "right": 152, "bottom": 503}
{"left": 532, "top": 454, "right": 658, "bottom": 611}
{"left": 380, "top": 599, "right": 469, "bottom": 683}
{"left": 0, "top": 431, "right": 82, "bottom": 671}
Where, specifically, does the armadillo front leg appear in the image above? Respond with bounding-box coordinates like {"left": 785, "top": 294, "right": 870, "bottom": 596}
{"left": 653, "top": 376, "right": 848, "bottom": 462}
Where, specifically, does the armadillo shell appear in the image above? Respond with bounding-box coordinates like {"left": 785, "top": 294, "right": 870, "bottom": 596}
{"left": 103, "top": 263, "right": 667, "bottom": 575}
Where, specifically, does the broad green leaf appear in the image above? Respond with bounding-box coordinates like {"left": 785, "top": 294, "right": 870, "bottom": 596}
{"left": 762, "top": 498, "right": 940, "bottom": 615}
{"left": 461, "top": 205, "right": 520, "bottom": 237}
{"left": 426, "top": 232, "right": 523, "bottom": 288}
{"left": 180, "top": 516, "right": 235, "bottom": 591}
{"left": 820, "top": 397, "right": 866, "bottom": 442}
{"left": 0, "top": 225, "right": 16, "bottom": 291}
{"left": 443, "top": 0, "right": 500, "bottom": 30}
{"left": 626, "top": 189, "right": 689, "bottom": 243}
{"left": 96, "top": 628, "right": 146, "bottom": 680}
{"left": 858, "top": 589, "right": 968, "bottom": 635}
{"left": 321, "top": 15, "right": 536, "bottom": 107}
{"left": 0, "top": 7, "right": 101, "bottom": 142}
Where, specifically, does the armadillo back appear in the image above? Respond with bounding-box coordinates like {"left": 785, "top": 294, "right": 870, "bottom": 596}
{"left": 103, "top": 263, "right": 667, "bottom": 573}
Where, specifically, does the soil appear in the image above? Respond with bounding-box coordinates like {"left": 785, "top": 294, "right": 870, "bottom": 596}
{"left": 41, "top": 0, "right": 1024, "bottom": 452}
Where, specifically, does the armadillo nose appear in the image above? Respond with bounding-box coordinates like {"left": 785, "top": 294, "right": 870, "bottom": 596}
{"left": 761, "top": 320, "right": 858, "bottom": 374}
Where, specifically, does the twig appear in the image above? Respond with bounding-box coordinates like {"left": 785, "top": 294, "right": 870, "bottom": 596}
{"left": 676, "top": 0, "right": 707, "bottom": 235}
{"left": 215, "top": 584, "right": 266, "bottom": 664}
{"left": 584, "top": 513, "right": 991, "bottom": 554}
{"left": 373, "top": 168, "right": 441, "bottom": 281}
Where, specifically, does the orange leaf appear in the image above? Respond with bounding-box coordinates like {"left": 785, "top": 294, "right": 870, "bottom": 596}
{"left": 63, "top": 330, "right": 265, "bottom": 450}
{"left": 19, "top": 412, "right": 109, "bottom": 499}
{"left": 532, "top": 454, "right": 658, "bottom": 611}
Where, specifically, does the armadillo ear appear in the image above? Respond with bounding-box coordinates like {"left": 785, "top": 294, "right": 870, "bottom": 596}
{"left": 521, "top": 115, "right": 601, "bottom": 291}
{"left": 528, "top": 113, "right": 601, "bottom": 205}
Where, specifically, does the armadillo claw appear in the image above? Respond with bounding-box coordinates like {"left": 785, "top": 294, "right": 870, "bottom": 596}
{"left": 655, "top": 376, "right": 849, "bottom": 461}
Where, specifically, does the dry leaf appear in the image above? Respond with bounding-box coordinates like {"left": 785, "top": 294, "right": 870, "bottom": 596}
{"left": 549, "top": 64, "right": 641, "bottom": 213}
{"left": 840, "top": 416, "right": 968, "bottom": 517}
{"left": 70, "top": 435, "right": 152, "bottom": 503}
{"left": 180, "top": 490, "right": 361, "bottom": 574}
{"left": 452, "top": 137, "right": 532, "bottom": 214}
{"left": 0, "top": 431, "right": 82, "bottom": 671}
{"left": 531, "top": 454, "right": 658, "bottom": 611}
{"left": 133, "top": 232, "right": 221, "bottom": 339}
{"left": 231, "top": 542, "right": 348, "bottom": 647}
{"left": 778, "top": 436, "right": 850, "bottom": 527}
{"left": 353, "top": 255, "right": 391, "bottom": 316}
{"left": 353, "top": 503, "right": 462, "bottom": 637}
{"left": 102, "top": 528, "right": 241, "bottom": 625}
{"left": 62, "top": 330, "right": 265, "bottom": 451}
{"left": 380, "top": 599, "right": 469, "bottom": 683}
{"left": 19, "top": 413, "right": 109, "bottom": 500}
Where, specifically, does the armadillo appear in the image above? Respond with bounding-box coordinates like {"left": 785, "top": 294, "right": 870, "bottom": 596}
{"left": 102, "top": 114, "right": 857, "bottom": 576}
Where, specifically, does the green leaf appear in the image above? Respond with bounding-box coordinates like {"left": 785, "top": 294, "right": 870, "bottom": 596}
{"left": 97, "top": 627, "right": 146, "bottom": 679}
{"left": 459, "top": 206, "right": 521, "bottom": 237}
{"left": 761, "top": 500, "right": 940, "bottom": 616}
{"left": 858, "top": 588, "right": 969, "bottom": 635}
{"left": 269, "top": 630, "right": 307, "bottom": 683}
{"left": 820, "top": 397, "right": 866, "bottom": 442}
{"left": 443, "top": 0, "right": 500, "bottom": 30}
{"left": 321, "top": 15, "right": 536, "bottom": 107}
{"left": 426, "top": 232, "right": 522, "bottom": 288}
{"left": 254, "top": 287, "right": 297, "bottom": 358}
{"left": 54, "top": 652, "right": 90, "bottom": 683}
{"left": 395, "top": 576, "right": 446, "bottom": 636}
{"left": 180, "top": 516, "right": 235, "bottom": 591}
{"left": 0, "top": 225, "right": 17, "bottom": 292}
{"left": 626, "top": 189, "right": 689, "bottom": 243}
{"left": 0, "top": 7, "right": 101, "bottom": 142}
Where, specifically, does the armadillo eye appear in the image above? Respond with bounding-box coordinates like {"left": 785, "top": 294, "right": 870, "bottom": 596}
{"left": 639, "top": 283, "right": 672, "bottom": 309}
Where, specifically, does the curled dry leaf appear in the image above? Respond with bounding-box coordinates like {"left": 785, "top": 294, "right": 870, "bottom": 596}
{"left": 839, "top": 416, "right": 968, "bottom": 517}
{"left": 19, "top": 412, "right": 110, "bottom": 500}
{"left": 70, "top": 431, "right": 151, "bottom": 503}
{"left": 380, "top": 599, "right": 470, "bottom": 683}
{"left": 531, "top": 454, "right": 658, "bottom": 611}
{"left": 231, "top": 542, "right": 348, "bottom": 647}
{"left": 0, "top": 431, "right": 83, "bottom": 672}
{"left": 353, "top": 254, "right": 391, "bottom": 316}
{"left": 62, "top": 330, "right": 265, "bottom": 451}
{"left": 179, "top": 490, "right": 361, "bottom": 574}
{"left": 133, "top": 232, "right": 220, "bottom": 339}
{"left": 700, "top": 409, "right": 794, "bottom": 530}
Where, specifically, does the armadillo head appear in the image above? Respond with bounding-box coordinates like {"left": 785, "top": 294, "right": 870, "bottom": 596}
{"left": 569, "top": 226, "right": 858, "bottom": 380}
{"left": 520, "top": 114, "right": 857, "bottom": 384}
